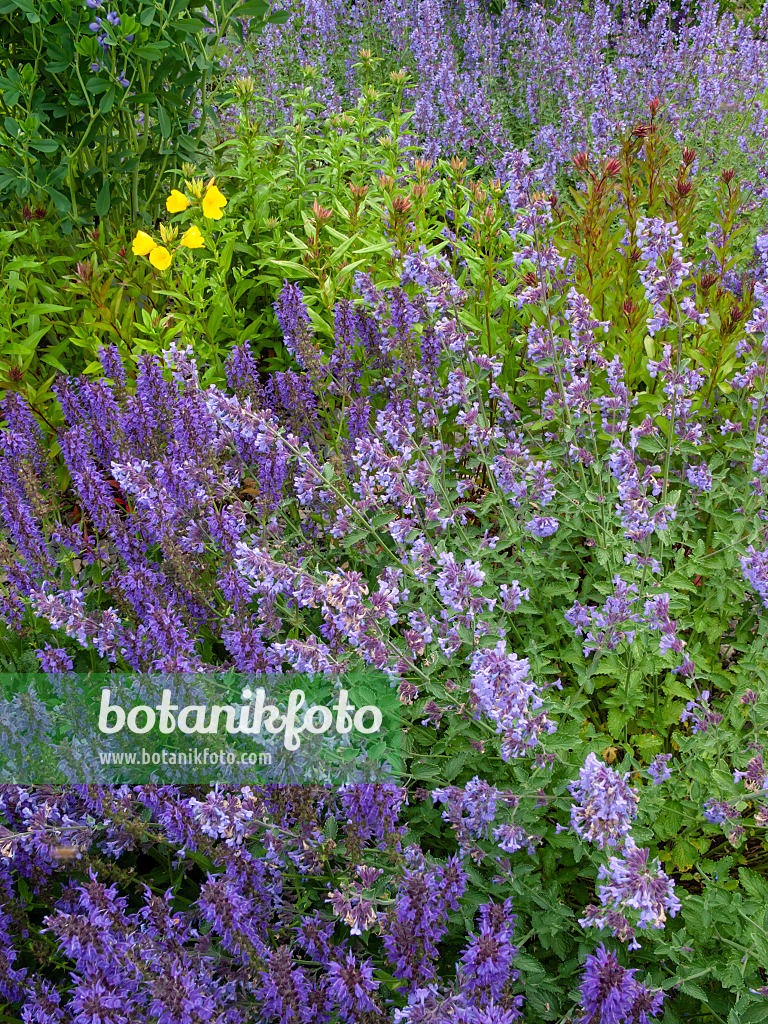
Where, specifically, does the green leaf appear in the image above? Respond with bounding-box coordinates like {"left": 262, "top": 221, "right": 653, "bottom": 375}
{"left": 739, "top": 866, "right": 768, "bottom": 902}
{"left": 27, "top": 138, "right": 59, "bottom": 153}
{"left": 268, "top": 259, "right": 316, "bottom": 279}
{"left": 156, "top": 103, "right": 171, "bottom": 139}
{"left": 677, "top": 982, "right": 711, "bottom": 1005}
{"left": 99, "top": 85, "right": 116, "bottom": 114}
{"left": 440, "top": 748, "right": 467, "bottom": 783}
{"left": 238, "top": 0, "right": 269, "bottom": 15}
{"left": 95, "top": 178, "right": 111, "bottom": 217}
{"left": 45, "top": 185, "right": 70, "bottom": 213}
{"left": 737, "top": 1003, "right": 768, "bottom": 1024}
{"left": 170, "top": 17, "right": 207, "bottom": 32}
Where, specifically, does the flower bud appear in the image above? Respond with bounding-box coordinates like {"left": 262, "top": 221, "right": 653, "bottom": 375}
{"left": 682, "top": 147, "right": 695, "bottom": 166}
{"left": 234, "top": 75, "right": 255, "bottom": 100}
{"left": 185, "top": 177, "right": 205, "bottom": 200}
{"left": 572, "top": 151, "right": 590, "bottom": 172}
{"left": 312, "top": 199, "right": 332, "bottom": 225}
{"left": 75, "top": 260, "right": 94, "bottom": 284}
{"left": 449, "top": 156, "right": 467, "bottom": 181}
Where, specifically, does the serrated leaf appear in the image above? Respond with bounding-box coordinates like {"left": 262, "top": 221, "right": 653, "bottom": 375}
{"left": 739, "top": 867, "right": 768, "bottom": 901}
{"left": 439, "top": 749, "right": 467, "bottom": 783}
{"left": 677, "top": 982, "right": 711, "bottom": 1004}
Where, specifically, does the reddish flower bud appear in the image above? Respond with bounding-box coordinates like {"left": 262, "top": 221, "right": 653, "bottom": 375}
{"left": 629, "top": 246, "right": 641, "bottom": 261}
{"left": 449, "top": 156, "right": 467, "bottom": 178}
{"left": 676, "top": 180, "right": 692, "bottom": 197}
{"left": 572, "top": 151, "right": 590, "bottom": 172}
{"left": 312, "top": 198, "right": 333, "bottom": 224}
{"left": 75, "top": 260, "right": 94, "bottom": 284}
{"left": 721, "top": 168, "right": 735, "bottom": 184}
{"left": 700, "top": 273, "right": 718, "bottom": 292}
{"left": 649, "top": 97, "right": 660, "bottom": 116}
{"left": 21, "top": 204, "right": 32, "bottom": 222}
{"left": 604, "top": 157, "right": 622, "bottom": 177}
{"left": 682, "top": 146, "right": 696, "bottom": 165}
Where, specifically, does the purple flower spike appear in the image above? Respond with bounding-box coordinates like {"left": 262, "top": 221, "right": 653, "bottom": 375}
{"left": 569, "top": 752, "right": 639, "bottom": 850}
{"left": 578, "top": 943, "right": 665, "bottom": 1024}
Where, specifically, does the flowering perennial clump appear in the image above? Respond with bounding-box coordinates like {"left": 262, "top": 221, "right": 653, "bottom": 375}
{"left": 3, "top": 3, "right": 768, "bottom": 1014}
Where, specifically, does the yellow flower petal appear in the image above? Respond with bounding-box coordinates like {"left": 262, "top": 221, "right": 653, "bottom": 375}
{"left": 201, "top": 184, "right": 227, "bottom": 220}
{"left": 148, "top": 246, "right": 172, "bottom": 270}
{"left": 180, "top": 225, "right": 205, "bottom": 249}
{"left": 166, "top": 189, "right": 190, "bottom": 213}
{"left": 131, "top": 230, "right": 156, "bottom": 256}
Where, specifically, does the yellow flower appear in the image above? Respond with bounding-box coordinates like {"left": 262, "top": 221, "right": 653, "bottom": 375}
{"left": 131, "top": 230, "right": 156, "bottom": 256}
{"left": 148, "top": 246, "right": 172, "bottom": 271}
{"left": 201, "top": 183, "right": 227, "bottom": 220}
{"left": 166, "top": 189, "right": 190, "bottom": 213}
{"left": 180, "top": 225, "right": 205, "bottom": 249}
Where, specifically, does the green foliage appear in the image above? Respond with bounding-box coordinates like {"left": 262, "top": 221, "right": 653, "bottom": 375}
{"left": 0, "top": 0, "right": 286, "bottom": 234}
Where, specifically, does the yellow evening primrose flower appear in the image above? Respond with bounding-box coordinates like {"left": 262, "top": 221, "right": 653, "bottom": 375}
{"left": 131, "top": 230, "right": 156, "bottom": 256}
{"left": 166, "top": 189, "right": 190, "bottom": 213}
{"left": 201, "top": 184, "right": 227, "bottom": 220}
{"left": 148, "top": 246, "right": 172, "bottom": 271}
{"left": 180, "top": 225, "right": 205, "bottom": 249}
